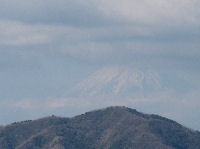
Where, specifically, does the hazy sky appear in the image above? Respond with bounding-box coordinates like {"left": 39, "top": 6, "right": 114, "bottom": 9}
{"left": 0, "top": 0, "right": 200, "bottom": 130}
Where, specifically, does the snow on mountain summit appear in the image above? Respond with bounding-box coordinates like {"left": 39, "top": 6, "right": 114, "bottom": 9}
{"left": 67, "top": 66, "right": 161, "bottom": 98}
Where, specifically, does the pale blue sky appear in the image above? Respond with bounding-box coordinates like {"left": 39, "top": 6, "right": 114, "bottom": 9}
{"left": 0, "top": 0, "right": 200, "bottom": 130}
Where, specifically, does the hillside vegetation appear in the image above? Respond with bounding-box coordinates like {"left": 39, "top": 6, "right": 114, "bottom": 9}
{"left": 0, "top": 107, "right": 200, "bottom": 149}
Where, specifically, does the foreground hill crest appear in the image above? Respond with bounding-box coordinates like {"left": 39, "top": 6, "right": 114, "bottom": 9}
{"left": 0, "top": 106, "right": 200, "bottom": 149}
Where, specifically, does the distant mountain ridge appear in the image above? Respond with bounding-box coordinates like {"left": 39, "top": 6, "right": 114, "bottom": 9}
{"left": 67, "top": 67, "right": 162, "bottom": 98}
{"left": 0, "top": 106, "right": 200, "bottom": 149}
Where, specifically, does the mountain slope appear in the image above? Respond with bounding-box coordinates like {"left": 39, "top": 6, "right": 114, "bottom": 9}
{"left": 67, "top": 67, "right": 161, "bottom": 98}
{"left": 0, "top": 106, "right": 200, "bottom": 149}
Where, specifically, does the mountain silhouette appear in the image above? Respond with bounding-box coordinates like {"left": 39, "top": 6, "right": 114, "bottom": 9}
{"left": 0, "top": 106, "right": 200, "bottom": 149}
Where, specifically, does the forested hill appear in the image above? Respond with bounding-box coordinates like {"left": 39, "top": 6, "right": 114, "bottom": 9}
{"left": 0, "top": 106, "right": 200, "bottom": 149}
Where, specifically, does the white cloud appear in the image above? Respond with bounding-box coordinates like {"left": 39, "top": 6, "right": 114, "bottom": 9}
{"left": 1, "top": 0, "right": 199, "bottom": 27}
{"left": 0, "top": 20, "right": 55, "bottom": 46}
{"left": 95, "top": 0, "right": 200, "bottom": 26}
{"left": 0, "top": 0, "right": 199, "bottom": 130}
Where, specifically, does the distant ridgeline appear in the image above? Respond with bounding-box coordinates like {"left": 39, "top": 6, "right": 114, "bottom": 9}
{"left": 0, "top": 106, "right": 200, "bottom": 149}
